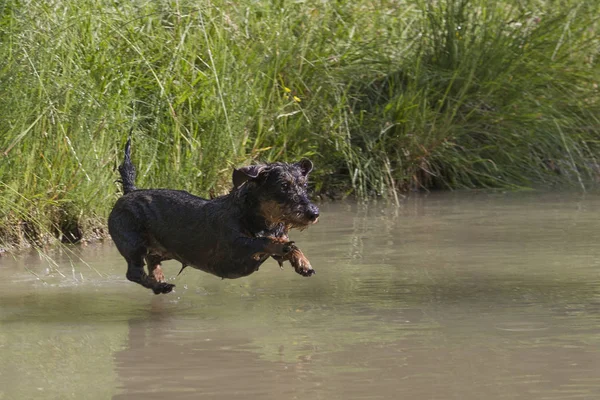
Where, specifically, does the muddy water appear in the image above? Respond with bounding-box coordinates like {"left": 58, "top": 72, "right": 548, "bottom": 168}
{"left": 1, "top": 192, "right": 600, "bottom": 400}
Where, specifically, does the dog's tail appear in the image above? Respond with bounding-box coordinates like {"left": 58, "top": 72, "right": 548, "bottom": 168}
{"left": 118, "top": 138, "right": 137, "bottom": 195}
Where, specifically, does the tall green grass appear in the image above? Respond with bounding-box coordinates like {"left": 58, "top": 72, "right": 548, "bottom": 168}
{"left": 1, "top": 0, "right": 599, "bottom": 249}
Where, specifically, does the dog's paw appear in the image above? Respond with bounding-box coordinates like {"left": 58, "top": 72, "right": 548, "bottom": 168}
{"left": 289, "top": 248, "right": 315, "bottom": 277}
{"left": 297, "top": 268, "right": 316, "bottom": 277}
{"left": 152, "top": 282, "right": 175, "bottom": 295}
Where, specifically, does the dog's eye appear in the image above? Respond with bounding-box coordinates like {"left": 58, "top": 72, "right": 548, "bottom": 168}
{"left": 281, "top": 182, "right": 290, "bottom": 190}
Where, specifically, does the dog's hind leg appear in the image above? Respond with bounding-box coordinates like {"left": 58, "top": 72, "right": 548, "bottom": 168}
{"left": 109, "top": 210, "right": 175, "bottom": 295}
{"left": 146, "top": 254, "right": 169, "bottom": 287}
{"left": 125, "top": 251, "right": 150, "bottom": 290}
{"left": 114, "top": 235, "right": 174, "bottom": 294}
{"left": 125, "top": 249, "right": 174, "bottom": 295}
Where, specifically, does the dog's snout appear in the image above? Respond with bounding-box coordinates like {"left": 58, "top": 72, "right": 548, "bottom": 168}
{"left": 306, "top": 204, "right": 320, "bottom": 222}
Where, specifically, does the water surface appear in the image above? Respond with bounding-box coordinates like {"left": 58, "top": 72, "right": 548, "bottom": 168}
{"left": 1, "top": 192, "right": 600, "bottom": 399}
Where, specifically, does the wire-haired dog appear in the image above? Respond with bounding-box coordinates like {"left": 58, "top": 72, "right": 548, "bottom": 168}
{"left": 108, "top": 140, "right": 319, "bottom": 294}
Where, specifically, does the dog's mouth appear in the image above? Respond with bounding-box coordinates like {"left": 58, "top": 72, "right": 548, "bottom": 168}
{"left": 304, "top": 215, "right": 319, "bottom": 225}
{"left": 284, "top": 212, "right": 319, "bottom": 230}
{"left": 261, "top": 201, "right": 319, "bottom": 230}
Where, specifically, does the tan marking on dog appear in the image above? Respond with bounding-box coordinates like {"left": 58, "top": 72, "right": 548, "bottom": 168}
{"left": 260, "top": 200, "right": 285, "bottom": 225}
{"left": 149, "top": 265, "right": 165, "bottom": 282}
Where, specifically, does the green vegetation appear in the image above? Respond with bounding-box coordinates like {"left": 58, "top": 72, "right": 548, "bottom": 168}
{"left": 1, "top": 0, "right": 599, "bottom": 249}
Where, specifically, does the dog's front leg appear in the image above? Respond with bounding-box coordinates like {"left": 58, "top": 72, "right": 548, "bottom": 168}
{"left": 234, "top": 236, "right": 295, "bottom": 259}
{"left": 235, "top": 236, "right": 315, "bottom": 277}
{"left": 268, "top": 234, "right": 290, "bottom": 269}
{"left": 266, "top": 235, "right": 314, "bottom": 277}
{"left": 290, "top": 247, "right": 314, "bottom": 277}
{"left": 279, "top": 245, "right": 315, "bottom": 277}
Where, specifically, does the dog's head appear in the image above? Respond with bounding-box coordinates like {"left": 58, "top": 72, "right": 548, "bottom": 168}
{"left": 233, "top": 159, "right": 319, "bottom": 229}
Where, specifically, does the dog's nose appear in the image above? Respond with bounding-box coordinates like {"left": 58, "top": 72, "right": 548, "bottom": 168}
{"left": 306, "top": 205, "right": 320, "bottom": 222}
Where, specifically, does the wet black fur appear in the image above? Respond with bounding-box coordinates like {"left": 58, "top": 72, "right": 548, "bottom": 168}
{"left": 108, "top": 139, "right": 319, "bottom": 294}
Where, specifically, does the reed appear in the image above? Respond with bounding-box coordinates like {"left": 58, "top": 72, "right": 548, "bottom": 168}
{"left": 1, "top": 0, "right": 598, "bottom": 248}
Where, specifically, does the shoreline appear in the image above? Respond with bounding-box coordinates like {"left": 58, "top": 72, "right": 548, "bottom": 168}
{"left": 3, "top": 188, "right": 596, "bottom": 254}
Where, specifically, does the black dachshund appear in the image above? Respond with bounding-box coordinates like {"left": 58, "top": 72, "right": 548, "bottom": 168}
{"left": 108, "top": 140, "right": 319, "bottom": 294}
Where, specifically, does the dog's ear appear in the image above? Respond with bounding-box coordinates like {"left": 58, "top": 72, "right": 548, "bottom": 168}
{"left": 232, "top": 165, "right": 267, "bottom": 189}
{"left": 295, "top": 159, "right": 313, "bottom": 176}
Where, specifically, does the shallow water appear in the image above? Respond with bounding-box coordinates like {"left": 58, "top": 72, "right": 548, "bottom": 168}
{"left": 1, "top": 192, "right": 600, "bottom": 399}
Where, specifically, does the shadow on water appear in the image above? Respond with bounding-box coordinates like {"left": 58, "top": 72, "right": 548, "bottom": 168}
{"left": 2, "top": 192, "right": 600, "bottom": 399}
